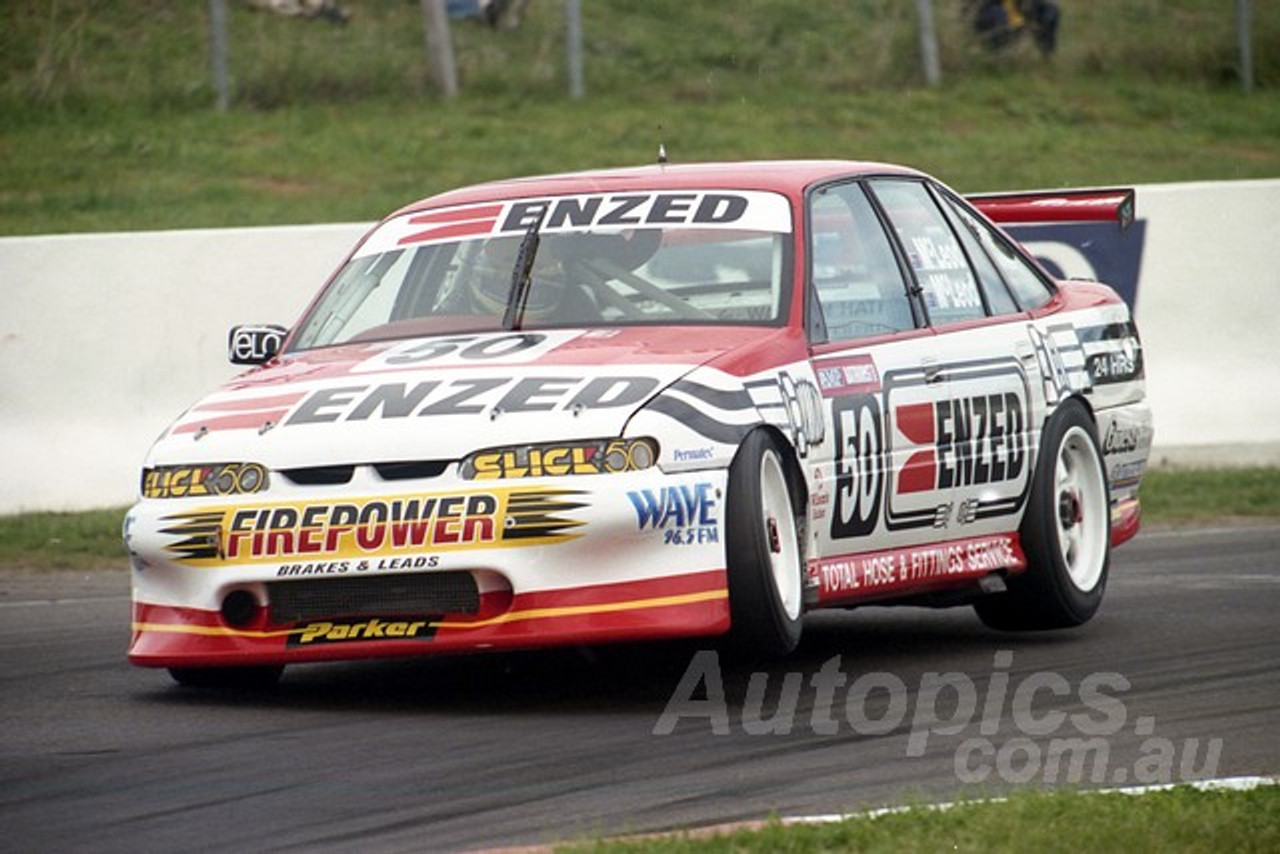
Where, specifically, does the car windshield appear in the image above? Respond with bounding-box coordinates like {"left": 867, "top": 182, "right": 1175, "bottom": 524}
{"left": 289, "top": 190, "right": 793, "bottom": 351}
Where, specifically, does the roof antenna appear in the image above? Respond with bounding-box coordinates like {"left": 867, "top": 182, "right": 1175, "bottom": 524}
{"left": 657, "top": 127, "right": 668, "bottom": 164}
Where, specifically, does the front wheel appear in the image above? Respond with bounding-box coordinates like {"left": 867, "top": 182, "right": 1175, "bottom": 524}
{"left": 975, "top": 398, "right": 1110, "bottom": 631}
{"left": 725, "top": 430, "right": 805, "bottom": 657}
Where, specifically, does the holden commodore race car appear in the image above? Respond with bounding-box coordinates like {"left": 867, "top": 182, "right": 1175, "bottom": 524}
{"left": 124, "top": 160, "right": 1152, "bottom": 687}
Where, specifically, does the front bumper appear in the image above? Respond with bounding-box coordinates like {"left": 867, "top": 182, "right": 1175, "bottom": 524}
{"left": 125, "top": 468, "right": 731, "bottom": 668}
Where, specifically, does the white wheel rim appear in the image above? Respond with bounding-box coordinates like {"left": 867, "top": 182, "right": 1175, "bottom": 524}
{"left": 759, "top": 450, "right": 802, "bottom": 620}
{"left": 1053, "top": 426, "right": 1108, "bottom": 593}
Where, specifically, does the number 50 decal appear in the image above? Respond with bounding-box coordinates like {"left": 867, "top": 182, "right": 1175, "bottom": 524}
{"left": 354, "top": 330, "right": 582, "bottom": 373}
{"left": 831, "top": 393, "right": 884, "bottom": 539}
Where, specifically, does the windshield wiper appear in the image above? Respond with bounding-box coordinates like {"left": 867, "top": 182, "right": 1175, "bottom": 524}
{"left": 502, "top": 208, "right": 547, "bottom": 330}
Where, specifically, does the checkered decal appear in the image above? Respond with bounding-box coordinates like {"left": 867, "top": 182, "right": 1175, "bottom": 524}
{"left": 1028, "top": 322, "right": 1091, "bottom": 405}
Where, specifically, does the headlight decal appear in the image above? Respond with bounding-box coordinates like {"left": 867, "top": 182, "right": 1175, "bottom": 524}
{"left": 142, "top": 463, "right": 269, "bottom": 499}
{"left": 461, "top": 437, "right": 657, "bottom": 480}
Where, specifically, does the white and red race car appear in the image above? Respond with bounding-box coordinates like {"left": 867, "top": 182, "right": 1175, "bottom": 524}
{"left": 125, "top": 160, "right": 1152, "bottom": 686}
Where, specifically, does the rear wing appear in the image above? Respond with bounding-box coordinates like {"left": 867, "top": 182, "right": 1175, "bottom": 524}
{"left": 967, "top": 188, "right": 1136, "bottom": 231}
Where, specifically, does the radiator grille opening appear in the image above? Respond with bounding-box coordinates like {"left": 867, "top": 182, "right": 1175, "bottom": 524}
{"left": 267, "top": 572, "right": 480, "bottom": 623}
{"left": 277, "top": 460, "right": 450, "bottom": 486}
{"left": 279, "top": 465, "right": 354, "bottom": 486}
{"left": 374, "top": 460, "right": 450, "bottom": 481}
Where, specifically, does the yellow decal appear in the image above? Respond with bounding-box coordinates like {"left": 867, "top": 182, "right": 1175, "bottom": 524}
{"left": 159, "top": 487, "right": 586, "bottom": 566}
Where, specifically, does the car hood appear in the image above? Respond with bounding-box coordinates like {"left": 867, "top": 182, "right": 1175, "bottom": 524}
{"left": 147, "top": 326, "right": 797, "bottom": 470}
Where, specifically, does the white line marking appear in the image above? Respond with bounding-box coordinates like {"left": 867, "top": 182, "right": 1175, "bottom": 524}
{"left": 783, "top": 776, "right": 1279, "bottom": 826}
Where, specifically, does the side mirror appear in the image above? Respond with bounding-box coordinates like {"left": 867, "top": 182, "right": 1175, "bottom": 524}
{"left": 228, "top": 324, "right": 287, "bottom": 365}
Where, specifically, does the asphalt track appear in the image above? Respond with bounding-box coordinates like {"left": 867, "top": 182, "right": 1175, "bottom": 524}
{"left": 2, "top": 524, "right": 1277, "bottom": 852}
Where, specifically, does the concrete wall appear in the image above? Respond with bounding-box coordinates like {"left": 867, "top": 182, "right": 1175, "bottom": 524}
{"left": 1, "top": 224, "right": 366, "bottom": 513}
{"left": 1111, "top": 181, "right": 1280, "bottom": 462}
{"left": 1017, "top": 179, "right": 1280, "bottom": 464}
{"left": 2, "top": 180, "right": 1277, "bottom": 514}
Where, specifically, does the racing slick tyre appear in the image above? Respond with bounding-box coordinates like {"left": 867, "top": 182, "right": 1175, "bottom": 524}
{"left": 168, "top": 665, "right": 285, "bottom": 689}
{"left": 725, "top": 430, "right": 805, "bottom": 657}
{"left": 975, "top": 398, "right": 1110, "bottom": 631}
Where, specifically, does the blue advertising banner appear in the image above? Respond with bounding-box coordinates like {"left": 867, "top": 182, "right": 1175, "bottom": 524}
{"left": 1007, "top": 221, "right": 1148, "bottom": 310}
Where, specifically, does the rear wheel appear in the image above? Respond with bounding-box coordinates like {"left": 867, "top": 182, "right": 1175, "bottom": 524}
{"left": 168, "top": 665, "right": 284, "bottom": 689}
{"left": 975, "top": 398, "right": 1110, "bottom": 631}
{"left": 725, "top": 430, "right": 804, "bottom": 657}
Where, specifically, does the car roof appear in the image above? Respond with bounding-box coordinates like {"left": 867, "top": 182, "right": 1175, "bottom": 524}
{"left": 392, "top": 159, "right": 928, "bottom": 217}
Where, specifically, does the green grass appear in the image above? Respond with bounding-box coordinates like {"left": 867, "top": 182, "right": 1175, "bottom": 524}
{"left": 0, "top": 468, "right": 1275, "bottom": 571}
{"left": 1139, "top": 467, "right": 1280, "bottom": 524}
{"left": 557, "top": 786, "right": 1280, "bottom": 853}
{"left": 0, "top": 507, "right": 129, "bottom": 572}
{"left": 1, "top": 1, "right": 1278, "bottom": 235}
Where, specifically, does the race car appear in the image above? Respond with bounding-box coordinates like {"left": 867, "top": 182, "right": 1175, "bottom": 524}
{"left": 124, "top": 160, "right": 1153, "bottom": 687}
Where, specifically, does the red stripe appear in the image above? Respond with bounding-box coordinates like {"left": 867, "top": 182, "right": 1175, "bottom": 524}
{"left": 510, "top": 569, "right": 725, "bottom": 611}
{"left": 172, "top": 409, "right": 290, "bottom": 434}
{"left": 398, "top": 219, "right": 498, "bottom": 245}
{"left": 407, "top": 204, "right": 505, "bottom": 225}
{"left": 1111, "top": 498, "right": 1141, "bottom": 547}
{"left": 813, "top": 534, "right": 1026, "bottom": 607}
{"left": 128, "top": 569, "right": 730, "bottom": 668}
{"left": 193, "top": 393, "right": 305, "bottom": 413}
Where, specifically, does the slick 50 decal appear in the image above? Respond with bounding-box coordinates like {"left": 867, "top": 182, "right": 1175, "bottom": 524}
{"left": 355, "top": 191, "right": 793, "bottom": 257}
{"left": 158, "top": 487, "right": 586, "bottom": 566}
{"left": 463, "top": 437, "right": 658, "bottom": 479}
{"left": 142, "top": 463, "right": 268, "bottom": 499}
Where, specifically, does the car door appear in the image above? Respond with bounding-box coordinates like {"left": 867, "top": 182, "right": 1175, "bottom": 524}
{"left": 804, "top": 180, "right": 958, "bottom": 600}
{"left": 863, "top": 177, "right": 1038, "bottom": 544}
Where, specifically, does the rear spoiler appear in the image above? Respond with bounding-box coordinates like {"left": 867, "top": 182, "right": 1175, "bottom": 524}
{"left": 967, "top": 188, "right": 1136, "bottom": 231}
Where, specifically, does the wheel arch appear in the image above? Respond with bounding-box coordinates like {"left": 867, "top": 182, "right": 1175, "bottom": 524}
{"left": 747, "top": 423, "right": 809, "bottom": 526}
{"left": 1036, "top": 392, "right": 1103, "bottom": 477}
{"left": 1043, "top": 391, "right": 1098, "bottom": 431}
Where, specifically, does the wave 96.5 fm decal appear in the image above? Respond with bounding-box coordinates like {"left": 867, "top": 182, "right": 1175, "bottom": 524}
{"left": 829, "top": 359, "right": 1032, "bottom": 540}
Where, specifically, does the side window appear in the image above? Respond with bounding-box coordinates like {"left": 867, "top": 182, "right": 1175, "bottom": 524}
{"left": 938, "top": 192, "right": 1020, "bottom": 316}
{"left": 985, "top": 229, "right": 1055, "bottom": 310}
{"left": 869, "top": 179, "right": 986, "bottom": 326}
{"left": 808, "top": 182, "right": 915, "bottom": 342}
{"left": 941, "top": 192, "right": 1055, "bottom": 310}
